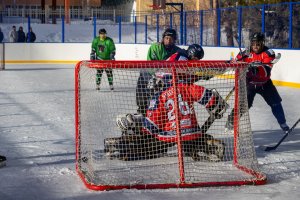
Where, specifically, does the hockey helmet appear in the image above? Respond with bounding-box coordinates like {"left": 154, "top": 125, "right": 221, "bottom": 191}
{"left": 99, "top": 28, "right": 107, "bottom": 34}
{"left": 250, "top": 32, "right": 265, "bottom": 42}
{"left": 187, "top": 44, "right": 204, "bottom": 60}
{"left": 162, "top": 28, "right": 177, "bottom": 40}
{"left": 147, "top": 77, "right": 164, "bottom": 94}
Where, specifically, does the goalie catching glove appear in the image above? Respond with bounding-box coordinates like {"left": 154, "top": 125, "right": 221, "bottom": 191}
{"left": 116, "top": 113, "right": 143, "bottom": 131}
{"left": 206, "top": 89, "right": 229, "bottom": 119}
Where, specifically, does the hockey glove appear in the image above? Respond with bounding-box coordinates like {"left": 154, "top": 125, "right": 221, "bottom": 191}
{"left": 116, "top": 114, "right": 135, "bottom": 131}
{"left": 236, "top": 48, "right": 250, "bottom": 61}
{"left": 116, "top": 113, "right": 143, "bottom": 131}
{"left": 249, "top": 62, "right": 261, "bottom": 76}
{"left": 110, "top": 52, "right": 116, "bottom": 60}
{"left": 90, "top": 52, "right": 96, "bottom": 60}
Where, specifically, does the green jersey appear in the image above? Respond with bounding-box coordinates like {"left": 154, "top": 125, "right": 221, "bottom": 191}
{"left": 147, "top": 42, "right": 180, "bottom": 60}
{"left": 91, "top": 36, "right": 116, "bottom": 60}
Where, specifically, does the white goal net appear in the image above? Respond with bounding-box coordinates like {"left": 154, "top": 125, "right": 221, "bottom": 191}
{"left": 75, "top": 60, "right": 266, "bottom": 190}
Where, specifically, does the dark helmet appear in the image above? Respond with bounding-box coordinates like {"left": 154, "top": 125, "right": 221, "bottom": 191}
{"left": 99, "top": 28, "right": 107, "bottom": 34}
{"left": 162, "top": 28, "right": 177, "bottom": 40}
{"left": 187, "top": 44, "right": 204, "bottom": 60}
{"left": 250, "top": 32, "right": 265, "bottom": 42}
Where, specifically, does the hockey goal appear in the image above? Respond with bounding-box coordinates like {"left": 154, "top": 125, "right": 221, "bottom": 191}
{"left": 75, "top": 60, "right": 266, "bottom": 191}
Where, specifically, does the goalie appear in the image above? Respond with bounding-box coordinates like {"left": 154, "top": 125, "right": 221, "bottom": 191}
{"left": 105, "top": 77, "right": 228, "bottom": 162}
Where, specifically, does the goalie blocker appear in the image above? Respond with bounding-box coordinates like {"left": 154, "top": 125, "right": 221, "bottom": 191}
{"left": 104, "top": 80, "right": 228, "bottom": 162}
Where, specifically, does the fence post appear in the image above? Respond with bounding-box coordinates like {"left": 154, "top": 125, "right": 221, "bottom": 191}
{"left": 170, "top": 13, "right": 173, "bottom": 28}
{"left": 62, "top": 16, "right": 65, "bottom": 43}
{"left": 200, "top": 10, "right": 203, "bottom": 46}
{"left": 93, "top": 17, "right": 97, "bottom": 38}
{"left": 180, "top": 8, "right": 183, "bottom": 45}
{"left": 217, "top": 8, "right": 221, "bottom": 47}
{"left": 238, "top": 7, "right": 242, "bottom": 48}
{"left": 93, "top": 16, "right": 96, "bottom": 39}
{"left": 184, "top": 12, "right": 187, "bottom": 45}
{"left": 27, "top": 16, "right": 31, "bottom": 42}
{"left": 156, "top": 14, "right": 159, "bottom": 43}
{"left": 145, "top": 15, "right": 148, "bottom": 44}
{"left": 134, "top": 16, "right": 137, "bottom": 44}
{"left": 289, "top": 2, "right": 293, "bottom": 48}
{"left": 261, "top": 4, "right": 265, "bottom": 34}
{"left": 118, "top": 16, "right": 122, "bottom": 43}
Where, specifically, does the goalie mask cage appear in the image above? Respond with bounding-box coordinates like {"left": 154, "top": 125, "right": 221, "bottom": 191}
{"left": 75, "top": 60, "right": 266, "bottom": 191}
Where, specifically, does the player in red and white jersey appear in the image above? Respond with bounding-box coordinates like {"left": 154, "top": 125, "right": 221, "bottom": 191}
{"left": 226, "top": 32, "right": 289, "bottom": 132}
{"left": 143, "top": 82, "right": 226, "bottom": 143}
{"left": 114, "top": 79, "right": 227, "bottom": 161}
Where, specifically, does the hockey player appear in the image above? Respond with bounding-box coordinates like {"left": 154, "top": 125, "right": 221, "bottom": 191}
{"left": 226, "top": 32, "right": 289, "bottom": 132}
{"left": 136, "top": 42, "right": 205, "bottom": 116}
{"left": 136, "top": 28, "right": 182, "bottom": 115}
{"left": 90, "top": 28, "right": 116, "bottom": 91}
{"left": 105, "top": 78, "right": 227, "bottom": 162}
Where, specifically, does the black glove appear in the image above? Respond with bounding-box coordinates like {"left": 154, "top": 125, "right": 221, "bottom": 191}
{"left": 249, "top": 62, "right": 261, "bottom": 76}
{"left": 90, "top": 52, "right": 96, "bottom": 60}
{"left": 236, "top": 48, "right": 250, "bottom": 61}
{"left": 110, "top": 52, "right": 115, "bottom": 60}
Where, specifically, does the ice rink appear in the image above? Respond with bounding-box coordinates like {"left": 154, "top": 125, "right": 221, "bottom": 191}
{"left": 0, "top": 64, "right": 300, "bottom": 200}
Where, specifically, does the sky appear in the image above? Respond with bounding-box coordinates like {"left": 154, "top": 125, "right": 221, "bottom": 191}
{"left": 0, "top": 63, "right": 299, "bottom": 200}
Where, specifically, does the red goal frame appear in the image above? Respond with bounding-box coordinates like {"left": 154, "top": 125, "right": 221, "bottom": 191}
{"left": 75, "top": 60, "right": 267, "bottom": 191}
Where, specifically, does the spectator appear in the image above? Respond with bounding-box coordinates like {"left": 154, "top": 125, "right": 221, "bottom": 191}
{"left": 0, "top": 27, "right": 4, "bottom": 42}
{"left": 26, "top": 27, "right": 36, "bottom": 43}
{"left": 17, "top": 26, "right": 26, "bottom": 43}
{"left": 9, "top": 25, "right": 17, "bottom": 42}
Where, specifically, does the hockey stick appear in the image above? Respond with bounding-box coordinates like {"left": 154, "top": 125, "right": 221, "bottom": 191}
{"left": 260, "top": 117, "right": 300, "bottom": 151}
{"left": 199, "top": 86, "right": 235, "bottom": 134}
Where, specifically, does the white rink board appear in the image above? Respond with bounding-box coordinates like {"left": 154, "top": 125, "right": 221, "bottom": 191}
{"left": 3, "top": 43, "right": 300, "bottom": 84}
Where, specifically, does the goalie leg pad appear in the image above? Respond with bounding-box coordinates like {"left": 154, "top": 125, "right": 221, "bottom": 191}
{"left": 104, "top": 134, "right": 170, "bottom": 161}
{"left": 189, "top": 135, "right": 225, "bottom": 162}
{"left": 206, "top": 89, "right": 229, "bottom": 119}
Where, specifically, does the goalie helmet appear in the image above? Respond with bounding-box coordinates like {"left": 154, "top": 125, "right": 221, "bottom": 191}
{"left": 147, "top": 77, "right": 164, "bottom": 94}
{"left": 187, "top": 44, "right": 204, "bottom": 60}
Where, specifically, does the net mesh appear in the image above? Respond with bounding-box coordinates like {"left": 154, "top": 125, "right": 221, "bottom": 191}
{"left": 75, "top": 60, "right": 266, "bottom": 190}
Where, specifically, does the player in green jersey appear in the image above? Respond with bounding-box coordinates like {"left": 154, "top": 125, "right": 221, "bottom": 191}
{"left": 90, "top": 28, "right": 116, "bottom": 90}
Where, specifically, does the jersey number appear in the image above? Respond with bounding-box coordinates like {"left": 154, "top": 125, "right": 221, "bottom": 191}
{"left": 166, "top": 94, "right": 191, "bottom": 121}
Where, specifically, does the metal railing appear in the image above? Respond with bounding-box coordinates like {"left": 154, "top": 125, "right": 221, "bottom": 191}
{"left": 0, "top": 2, "right": 299, "bottom": 49}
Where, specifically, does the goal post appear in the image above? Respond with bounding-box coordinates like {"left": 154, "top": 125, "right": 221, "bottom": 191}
{"left": 0, "top": 43, "right": 4, "bottom": 70}
{"left": 75, "top": 60, "right": 266, "bottom": 191}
